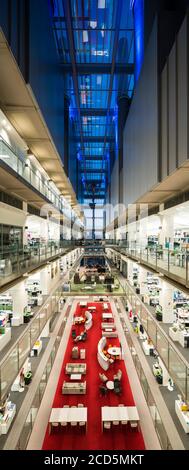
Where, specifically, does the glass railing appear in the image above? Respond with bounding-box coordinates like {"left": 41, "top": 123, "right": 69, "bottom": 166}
{"left": 0, "top": 280, "right": 64, "bottom": 401}
{"left": 117, "top": 306, "right": 172, "bottom": 450}
{"left": 119, "top": 279, "right": 189, "bottom": 404}
{"left": 0, "top": 138, "right": 80, "bottom": 223}
{"left": 0, "top": 242, "right": 75, "bottom": 286}
{"left": 15, "top": 306, "right": 70, "bottom": 450}
{"left": 109, "top": 242, "right": 189, "bottom": 287}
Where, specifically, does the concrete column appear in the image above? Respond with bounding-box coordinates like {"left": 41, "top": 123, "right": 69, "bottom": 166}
{"left": 138, "top": 266, "right": 148, "bottom": 295}
{"left": 159, "top": 215, "right": 174, "bottom": 249}
{"left": 127, "top": 260, "right": 133, "bottom": 285}
{"left": 40, "top": 266, "right": 51, "bottom": 295}
{"left": 10, "top": 281, "right": 28, "bottom": 323}
{"left": 159, "top": 281, "right": 174, "bottom": 323}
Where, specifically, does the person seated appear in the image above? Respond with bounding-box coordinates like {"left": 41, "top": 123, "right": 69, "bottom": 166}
{"left": 99, "top": 384, "right": 108, "bottom": 396}
{"left": 74, "top": 329, "right": 87, "bottom": 343}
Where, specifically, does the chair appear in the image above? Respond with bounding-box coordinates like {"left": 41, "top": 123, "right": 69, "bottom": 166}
{"left": 99, "top": 384, "right": 108, "bottom": 396}
{"left": 113, "top": 369, "right": 122, "bottom": 381}
{"left": 78, "top": 403, "right": 84, "bottom": 407}
{"left": 118, "top": 405, "right": 128, "bottom": 425}
{"left": 99, "top": 373, "right": 108, "bottom": 383}
{"left": 130, "top": 421, "right": 138, "bottom": 429}
{"left": 63, "top": 405, "right": 69, "bottom": 408}
{"left": 61, "top": 421, "right": 67, "bottom": 427}
{"left": 79, "top": 421, "right": 86, "bottom": 427}
{"left": 51, "top": 422, "right": 59, "bottom": 429}
{"left": 71, "top": 406, "right": 77, "bottom": 426}
{"left": 114, "top": 380, "right": 122, "bottom": 395}
{"left": 113, "top": 421, "right": 119, "bottom": 425}
{"left": 72, "top": 329, "right": 76, "bottom": 339}
{"left": 104, "top": 421, "right": 111, "bottom": 429}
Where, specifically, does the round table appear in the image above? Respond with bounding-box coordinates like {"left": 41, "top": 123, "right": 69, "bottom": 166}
{"left": 107, "top": 347, "right": 121, "bottom": 356}
{"left": 74, "top": 316, "right": 85, "bottom": 324}
{"left": 106, "top": 380, "right": 114, "bottom": 390}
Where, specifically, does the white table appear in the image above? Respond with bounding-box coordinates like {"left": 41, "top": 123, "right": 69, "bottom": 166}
{"left": 49, "top": 407, "right": 87, "bottom": 432}
{"left": 108, "top": 346, "right": 121, "bottom": 356}
{"left": 106, "top": 380, "right": 114, "bottom": 390}
{"left": 101, "top": 406, "right": 129, "bottom": 425}
{"left": 104, "top": 328, "right": 113, "bottom": 332}
{"left": 102, "top": 313, "right": 113, "bottom": 320}
{"left": 101, "top": 406, "right": 139, "bottom": 429}
{"left": 70, "top": 374, "right": 82, "bottom": 380}
{"left": 127, "top": 406, "right": 140, "bottom": 421}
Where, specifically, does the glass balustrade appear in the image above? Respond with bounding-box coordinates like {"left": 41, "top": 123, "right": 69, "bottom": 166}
{"left": 109, "top": 242, "right": 189, "bottom": 286}
{"left": 0, "top": 138, "right": 79, "bottom": 223}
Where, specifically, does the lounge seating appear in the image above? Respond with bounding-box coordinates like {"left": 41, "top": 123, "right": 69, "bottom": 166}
{"left": 71, "top": 347, "right": 79, "bottom": 359}
{"left": 62, "top": 381, "right": 86, "bottom": 395}
{"left": 103, "top": 331, "right": 118, "bottom": 338}
{"left": 97, "top": 337, "right": 110, "bottom": 371}
{"left": 65, "top": 363, "right": 87, "bottom": 375}
{"left": 85, "top": 311, "right": 93, "bottom": 330}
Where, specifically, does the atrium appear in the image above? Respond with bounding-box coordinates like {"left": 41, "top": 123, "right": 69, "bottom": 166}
{"left": 0, "top": 0, "right": 189, "bottom": 454}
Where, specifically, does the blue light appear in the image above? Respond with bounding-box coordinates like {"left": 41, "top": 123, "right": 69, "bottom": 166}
{"left": 133, "top": 0, "right": 144, "bottom": 83}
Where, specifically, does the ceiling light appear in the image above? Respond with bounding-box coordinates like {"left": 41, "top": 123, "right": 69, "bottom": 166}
{"left": 98, "top": 0, "right": 105, "bottom": 8}
{"left": 90, "top": 21, "right": 97, "bottom": 29}
{"left": 83, "top": 30, "right": 88, "bottom": 43}
{"left": 2, "top": 119, "right": 7, "bottom": 126}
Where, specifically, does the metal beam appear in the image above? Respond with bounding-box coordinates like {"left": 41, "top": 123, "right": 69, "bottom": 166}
{"left": 80, "top": 108, "right": 114, "bottom": 116}
{"left": 74, "top": 136, "right": 114, "bottom": 143}
{"left": 62, "top": 0, "right": 85, "bottom": 171}
{"left": 60, "top": 63, "right": 134, "bottom": 75}
{"left": 81, "top": 169, "right": 106, "bottom": 173}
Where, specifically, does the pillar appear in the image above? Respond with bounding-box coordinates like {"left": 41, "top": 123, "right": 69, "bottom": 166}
{"left": 127, "top": 260, "right": 133, "bottom": 285}
{"left": 159, "top": 281, "right": 174, "bottom": 323}
{"left": 64, "top": 94, "right": 70, "bottom": 176}
{"left": 10, "top": 281, "right": 28, "bottom": 323}
{"left": 117, "top": 94, "right": 130, "bottom": 205}
{"left": 159, "top": 214, "right": 174, "bottom": 249}
{"left": 138, "top": 266, "right": 148, "bottom": 295}
{"left": 40, "top": 266, "right": 51, "bottom": 295}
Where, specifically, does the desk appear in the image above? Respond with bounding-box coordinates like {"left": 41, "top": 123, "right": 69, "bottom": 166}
{"left": 0, "top": 327, "right": 11, "bottom": 353}
{"left": 32, "top": 340, "right": 42, "bottom": 357}
{"left": 142, "top": 341, "right": 154, "bottom": 356}
{"left": 70, "top": 374, "right": 82, "bottom": 380}
{"left": 49, "top": 407, "right": 87, "bottom": 433}
{"left": 0, "top": 403, "right": 16, "bottom": 434}
{"left": 108, "top": 346, "right": 121, "bottom": 356}
{"left": 175, "top": 400, "right": 189, "bottom": 433}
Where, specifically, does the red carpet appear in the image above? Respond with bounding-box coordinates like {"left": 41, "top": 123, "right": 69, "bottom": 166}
{"left": 42, "top": 301, "right": 145, "bottom": 450}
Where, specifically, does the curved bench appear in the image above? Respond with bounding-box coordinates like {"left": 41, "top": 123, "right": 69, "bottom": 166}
{"left": 97, "top": 337, "right": 110, "bottom": 371}
{"left": 85, "top": 311, "right": 93, "bottom": 330}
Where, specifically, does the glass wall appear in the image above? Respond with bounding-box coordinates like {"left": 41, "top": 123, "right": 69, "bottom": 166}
{"left": 121, "top": 280, "right": 189, "bottom": 404}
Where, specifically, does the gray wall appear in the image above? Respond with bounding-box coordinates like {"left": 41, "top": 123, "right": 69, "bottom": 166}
{"left": 123, "top": 19, "right": 158, "bottom": 207}
{"left": 0, "top": 0, "right": 65, "bottom": 164}
{"left": 161, "top": 15, "right": 189, "bottom": 176}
